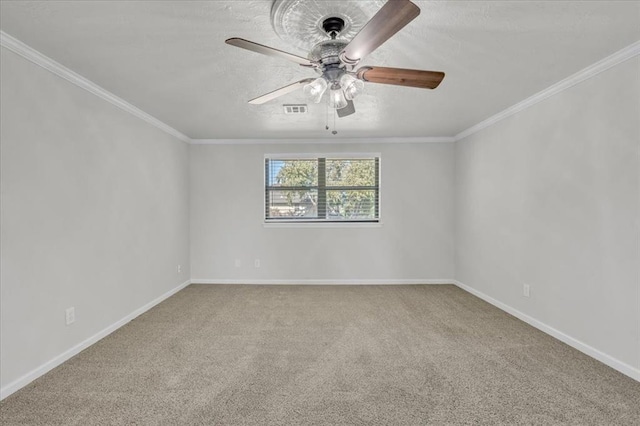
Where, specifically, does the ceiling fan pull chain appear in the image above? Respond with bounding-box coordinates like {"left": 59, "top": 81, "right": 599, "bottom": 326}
{"left": 325, "top": 102, "right": 330, "bottom": 131}
{"left": 332, "top": 108, "right": 338, "bottom": 135}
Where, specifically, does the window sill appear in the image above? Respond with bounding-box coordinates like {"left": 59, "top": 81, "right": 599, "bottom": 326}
{"left": 263, "top": 221, "right": 382, "bottom": 229}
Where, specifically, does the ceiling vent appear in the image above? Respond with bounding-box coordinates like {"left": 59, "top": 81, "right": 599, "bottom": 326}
{"left": 283, "top": 104, "right": 308, "bottom": 114}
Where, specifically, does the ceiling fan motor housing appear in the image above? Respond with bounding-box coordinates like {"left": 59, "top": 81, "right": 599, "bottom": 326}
{"left": 308, "top": 40, "right": 348, "bottom": 67}
{"left": 308, "top": 39, "right": 349, "bottom": 83}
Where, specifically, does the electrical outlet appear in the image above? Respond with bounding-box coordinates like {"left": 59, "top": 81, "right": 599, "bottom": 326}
{"left": 235, "top": 259, "right": 241, "bottom": 268}
{"left": 65, "top": 307, "right": 75, "bottom": 325}
{"left": 254, "top": 259, "right": 260, "bottom": 268}
{"left": 177, "top": 264, "right": 182, "bottom": 273}
{"left": 523, "top": 284, "right": 530, "bottom": 298}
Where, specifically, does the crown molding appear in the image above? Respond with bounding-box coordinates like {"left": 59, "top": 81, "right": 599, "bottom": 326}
{"left": 192, "top": 37, "right": 640, "bottom": 146}
{"left": 190, "top": 136, "right": 455, "bottom": 145}
{"left": 454, "top": 40, "right": 640, "bottom": 141}
{"left": 0, "top": 31, "right": 191, "bottom": 144}
{"left": 2, "top": 30, "right": 637, "bottom": 146}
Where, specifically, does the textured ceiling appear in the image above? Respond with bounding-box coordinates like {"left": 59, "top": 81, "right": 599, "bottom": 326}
{"left": 1, "top": 1, "right": 638, "bottom": 139}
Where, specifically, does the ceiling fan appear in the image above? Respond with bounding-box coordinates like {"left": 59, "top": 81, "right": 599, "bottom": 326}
{"left": 225, "top": 0, "right": 444, "bottom": 118}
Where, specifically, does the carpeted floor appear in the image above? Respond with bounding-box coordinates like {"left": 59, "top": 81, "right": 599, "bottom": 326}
{"left": 1, "top": 285, "right": 639, "bottom": 425}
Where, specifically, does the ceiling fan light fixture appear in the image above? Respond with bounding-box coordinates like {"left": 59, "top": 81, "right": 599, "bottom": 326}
{"left": 303, "top": 77, "right": 328, "bottom": 103}
{"left": 231, "top": 0, "right": 444, "bottom": 117}
{"left": 328, "top": 86, "right": 348, "bottom": 110}
{"left": 340, "top": 73, "right": 364, "bottom": 100}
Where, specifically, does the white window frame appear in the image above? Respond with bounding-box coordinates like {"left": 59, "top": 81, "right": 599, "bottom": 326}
{"left": 263, "top": 153, "right": 382, "bottom": 227}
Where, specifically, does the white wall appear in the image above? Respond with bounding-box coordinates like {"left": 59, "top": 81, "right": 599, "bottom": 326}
{"left": 2, "top": 32, "right": 637, "bottom": 401}
{"left": 190, "top": 142, "right": 454, "bottom": 282}
{"left": 0, "top": 47, "right": 190, "bottom": 391}
{"left": 454, "top": 57, "right": 640, "bottom": 374}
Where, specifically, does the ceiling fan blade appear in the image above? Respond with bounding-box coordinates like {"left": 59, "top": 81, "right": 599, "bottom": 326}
{"left": 248, "top": 78, "right": 315, "bottom": 105}
{"left": 226, "top": 38, "right": 317, "bottom": 68}
{"left": 337, "top": 100, "right": 356, "bottom": 118}
{"left": 339, "top": 0, "right": 420, "bottom": 66}
{"left": 356, "top": 66, "right": 445, "bottom": 89}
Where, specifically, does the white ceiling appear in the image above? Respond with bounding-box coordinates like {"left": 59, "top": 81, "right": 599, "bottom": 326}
{"left": 1, "top": 1, "right": 638, "bottom": 140}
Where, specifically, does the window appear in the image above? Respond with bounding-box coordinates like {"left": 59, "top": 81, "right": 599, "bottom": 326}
{"left": 265, "top": 155, "right": 380, "bottom": 223}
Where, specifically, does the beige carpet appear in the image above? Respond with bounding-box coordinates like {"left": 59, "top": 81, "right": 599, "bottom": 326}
{"left": 1, "top": 285, "right": 639, "bottom": 425}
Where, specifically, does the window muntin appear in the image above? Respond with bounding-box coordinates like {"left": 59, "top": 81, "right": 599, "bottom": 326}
{"left": 265, "top": 156, "right": 380, "bottom": 222}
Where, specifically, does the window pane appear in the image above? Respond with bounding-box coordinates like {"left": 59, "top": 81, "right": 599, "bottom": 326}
{"left": 267, "top": 189, "right": 318, "bottom": 219}
{"left": 326, "top": 159, "right": 376, "bottom": 187}
{"left": 265, "top": 156, "right": 379, "bottom": 222}
{"left": 268, "top": 159, "right": 318, "bottom": 187}
{"left": 326, "top": 190, "right": 377, "bottom": 220}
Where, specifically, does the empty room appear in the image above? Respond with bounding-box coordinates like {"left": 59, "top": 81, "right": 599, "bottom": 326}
{"left": 1, "top": 0, "right": 639, "bottom": 424}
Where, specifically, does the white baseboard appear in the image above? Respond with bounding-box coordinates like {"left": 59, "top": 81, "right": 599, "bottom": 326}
{"left": 0, "top": 279, "right": 191, "bottom": 400}
{"left": 8, "top": 278, "right": 632, "bottom": 400}
{"left": 453, "top": 280, "right": 640, "bottom": 382}
{"left": 191, "top": 279, "right": 455, "bottom": 285}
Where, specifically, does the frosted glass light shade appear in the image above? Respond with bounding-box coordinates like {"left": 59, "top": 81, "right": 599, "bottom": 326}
{"left": 329, "top": 87, "right": 348, "bottom": 109}
{"left": 340, "top": 73, "right": 365, "bottom": 100}
{"left": 303, "top": 78, "right": 328, "bottom": 103}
